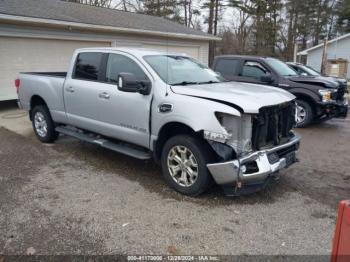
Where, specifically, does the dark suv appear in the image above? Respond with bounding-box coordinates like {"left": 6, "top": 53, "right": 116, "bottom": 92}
{"left": 212, "top": 55, "right": 348, "bottom": 127}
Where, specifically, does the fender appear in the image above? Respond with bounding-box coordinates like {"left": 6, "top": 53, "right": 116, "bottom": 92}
{"left": 288, "top": 87, "right": 320, "bottom": 103}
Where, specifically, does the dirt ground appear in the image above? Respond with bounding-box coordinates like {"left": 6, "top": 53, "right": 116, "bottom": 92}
{"left": 0, "top": 102, "right": 349, "bottom": 256}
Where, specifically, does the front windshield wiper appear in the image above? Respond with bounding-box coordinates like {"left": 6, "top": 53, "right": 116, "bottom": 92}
{"left": 171, "top": 81, "right": 198, "bottom": 86}
{"left": 171, "top": 80, "right": 221, "bottom": 86}
{"left": 197, "top": 80, "right": 220, "bottom": 85}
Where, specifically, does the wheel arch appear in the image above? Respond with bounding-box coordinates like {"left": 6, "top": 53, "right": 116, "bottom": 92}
{"left": 289, "top": 88, "right": 319, "bottom": 107}
{"left": 153, "top": 122, "right": 204, "bottom": 163}
{"left": 29, "top": 95, "right": 48, "bottom": 120}
{"left": 293, "top": 93, "right": 318, "bottom": 115}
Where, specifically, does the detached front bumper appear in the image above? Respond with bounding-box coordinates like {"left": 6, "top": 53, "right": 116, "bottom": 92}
{"left": 207, "top": 133, "right": 300, "bottom": 189}
{"left": 318, "top": 98, "right": 348, "bottom": 119}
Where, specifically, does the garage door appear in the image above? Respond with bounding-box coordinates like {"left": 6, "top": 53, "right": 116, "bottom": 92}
{"left": 142, "top": 44, "right": 200, "bottom": 61}
{"left": 0, "top": 37, "right": 111, "bottom": 101}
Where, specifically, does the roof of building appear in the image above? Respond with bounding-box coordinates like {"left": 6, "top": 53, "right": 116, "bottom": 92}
{"left": 0, "top": 0, "right": 219, "bottom": 41}
{"left": 298, "top": 33, "right": 350, "bottom": 55}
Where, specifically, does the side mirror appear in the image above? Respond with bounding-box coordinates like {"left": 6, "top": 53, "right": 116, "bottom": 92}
{"left": 117, "top": 72, "right": 151, "bottom": 95}
{"left": 260, "top": 75, "right": 274, "bottom": 83}
{"left": 301, "top": 72, "right": 308, "bottom": 76}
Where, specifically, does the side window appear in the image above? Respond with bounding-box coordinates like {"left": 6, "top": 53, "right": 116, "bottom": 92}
{"left": 295, "top": 67, "right": 303, "bottom": 75}
{"left": 215, "top": 59, "right": 239, "bottom": 77}
{"left": 289, "top": 65, "right": 300, "bottom": 74}
{"left": 106, "top": 53, "right": 148, "bottom": 83}
{"left": 242, "top": 61, "right": 270, "bottom": 80}
{"left": 73, "top": 52, "right": 103, "bottom": 81}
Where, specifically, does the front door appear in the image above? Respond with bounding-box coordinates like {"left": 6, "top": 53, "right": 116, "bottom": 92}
{"left": 64, "top": 52, "right": 105, "bottom": 131}
{"left": 93, "top": 52, "right": 153, "bottom": 148}
{"left": 235, "top": 60, "right": 273, "bottom": 85}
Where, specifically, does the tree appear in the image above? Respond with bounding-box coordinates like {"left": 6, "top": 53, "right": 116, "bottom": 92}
{"left": 141, "top": 0, "right": 178, "bottom": 18}
{"left": 202, "top": 0, "right": 225, "bottom": 65}
{"left": 228, "top": 0, "right": 255, "bottom": 53}
{"left": 335, "top": 0, "right": 350, "bottom": 34}
{"left": 177, "top": 0, "right": 202, "bottom": 27}
{"left": 312, "top": 0, "right": 334, "bottom": 45}
{"left": 64, "top": 0, "right": 114, "bottom": 7}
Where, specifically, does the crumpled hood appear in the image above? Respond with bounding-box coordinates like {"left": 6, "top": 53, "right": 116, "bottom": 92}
{"left": 288, "top": 76, "right": 339, "bottom": 89}
{"left": 171, "top": 82, "right": 295, "bottom": 114}
{"left": 323, "top": 76, "right": 347, "bottom": 86}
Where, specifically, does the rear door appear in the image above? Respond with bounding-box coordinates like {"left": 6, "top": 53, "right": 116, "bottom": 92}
{"left": 64, "top": 52, "right": 106, "bottom": 131}
{"left": 213, "top": 58, "right": 241, "bottom": 80}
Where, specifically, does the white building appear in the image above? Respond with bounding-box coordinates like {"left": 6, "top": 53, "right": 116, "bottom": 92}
{"left": 0, "top": 0, "right": 219, "bottom": 101}
{"left": 298, "top": 33, "right": 350, "bottom": 79}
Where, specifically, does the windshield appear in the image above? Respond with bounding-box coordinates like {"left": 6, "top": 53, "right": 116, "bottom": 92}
{"left": 303, "top": 65, "right": 321, "bottom": 76}
{"left": 144, "top": 55, "right": 223, "bottom": 85}
{"left": 265, "top": 58, "right": 298, "bottom": 77}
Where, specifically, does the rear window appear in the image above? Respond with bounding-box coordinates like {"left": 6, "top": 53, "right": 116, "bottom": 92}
{"left": 214, "top": 59, "right": 239, "bottom": 77}
{"left": 73, "top": 52, "right": 103, "bottom": 81}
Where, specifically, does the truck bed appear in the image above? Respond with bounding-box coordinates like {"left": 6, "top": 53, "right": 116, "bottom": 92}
{"left": 18, "top": 72, "right": 67, "bottom": 120}
{"left": 21, "top": 72, "right": 67, "bottom": 78}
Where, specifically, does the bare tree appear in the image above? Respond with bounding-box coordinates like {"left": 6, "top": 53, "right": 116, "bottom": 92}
{"left": 65, "top": 0, "right": 114, "bottom": 8}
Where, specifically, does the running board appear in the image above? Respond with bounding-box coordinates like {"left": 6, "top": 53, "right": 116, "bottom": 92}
{"left": 55, "top": 126, "right": 151, "bottom": 160}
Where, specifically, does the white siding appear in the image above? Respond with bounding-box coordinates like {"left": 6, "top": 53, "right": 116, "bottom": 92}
{"left": 0, "top": 24, "right": 210, "bottom": 64}
{"left": 0, "top": 23, "right": 210, "bottom": 100}
{"left": 0, "top": 37, "right": 111, "bottom": 101}
{"left": 307, "top": 36, "right": 350, "bottom": 79}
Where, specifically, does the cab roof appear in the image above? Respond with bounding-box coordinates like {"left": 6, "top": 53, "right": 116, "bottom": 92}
{"left": 75, "top": 47, "right": 188, "bottom": 58}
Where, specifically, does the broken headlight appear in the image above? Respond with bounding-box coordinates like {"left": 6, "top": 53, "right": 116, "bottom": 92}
{"left": 208, "top": 112, "right": 253, "bottom": 154}
{"left": 203, "top": 130, "right": 232, "bottom": 143}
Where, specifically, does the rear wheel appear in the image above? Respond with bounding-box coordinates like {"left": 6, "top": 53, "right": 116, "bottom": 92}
{"left": 296, "top": 100, "right": 314, "bottom": 128}
{"left": 31, "top": 105, "right": 58, "bottom": 143}
{"left": 161, "top": 134, "right": 215, "bottom": 196}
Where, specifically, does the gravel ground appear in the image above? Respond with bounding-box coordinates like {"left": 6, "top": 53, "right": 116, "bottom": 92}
{"left": 0, "top": 112, "right": 350, "bottom": 256}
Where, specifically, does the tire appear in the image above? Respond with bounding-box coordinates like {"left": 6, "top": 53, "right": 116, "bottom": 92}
{"left": 161, "top": 134, "right": 215, "bottom": 196}
{"left": 296, "top": 100, "right": 314, "bottom": 128}
{"left": 31, "top": 105, "right": 58, "bottom": 143}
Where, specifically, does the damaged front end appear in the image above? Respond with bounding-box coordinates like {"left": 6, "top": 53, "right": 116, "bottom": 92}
{"left": 204, "top": 102, "right": 300, "bottom": 196}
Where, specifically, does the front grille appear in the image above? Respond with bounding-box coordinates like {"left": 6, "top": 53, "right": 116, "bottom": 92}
{"left": 251, "top": 102, "right": 296, "bottom": 151}
{"left": 336, "top": 85, "right": 346, "bottom": 100}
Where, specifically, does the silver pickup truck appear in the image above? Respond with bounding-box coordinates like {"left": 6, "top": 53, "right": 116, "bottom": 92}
{"left": 17, "top": 47, "right": 300, "bottom": 196}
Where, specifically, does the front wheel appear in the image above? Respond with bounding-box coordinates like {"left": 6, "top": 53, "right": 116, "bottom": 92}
{"left": 296, "top": 100, "right": 314, "bottom": 128}
{"left": 161, "top": 135, "right": 215, "bottom": 196}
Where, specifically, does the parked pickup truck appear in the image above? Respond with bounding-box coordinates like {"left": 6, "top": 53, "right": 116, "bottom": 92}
{"left": 17, "top": 48, "right": 300, "bottom": 196}
{"left": 286, "top": 62, "right": 349, "bottom": 91}
{"left": 212, "top": 55, "right": 348, "bottom": 127}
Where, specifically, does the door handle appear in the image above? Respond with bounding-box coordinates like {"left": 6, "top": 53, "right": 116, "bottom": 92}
{"left": 66, "top": 86, "right": 75, "bottom": 93}
{"left": 98, "top": 92, "right": 110, "bottom": 99}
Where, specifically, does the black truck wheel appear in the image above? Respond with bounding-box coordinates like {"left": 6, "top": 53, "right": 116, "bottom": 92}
{"left": 31, "top": 105, "right": 59, "bottom": 143}
{"left": 296, "top": 100, "right": 314, "bottom": 127}
{"left": 161, "top": 135, "right": 215, "bottom": 196}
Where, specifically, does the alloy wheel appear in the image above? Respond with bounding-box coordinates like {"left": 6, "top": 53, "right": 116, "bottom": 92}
{"left": 167, "top": 145, "right": 198, "bottom": 187}
{"left": 296, "top": 104, "right": 307, "bottom": 124}
{"left": 34, "top": 112, "right": 48, "bottom": 137}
